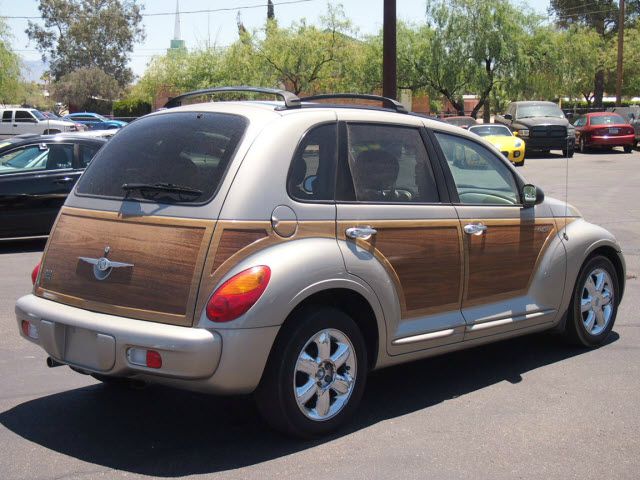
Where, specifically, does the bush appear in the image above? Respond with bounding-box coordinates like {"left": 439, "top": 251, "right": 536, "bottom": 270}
{"left": 113, "top": 98, "right": 152, "bottom": 118}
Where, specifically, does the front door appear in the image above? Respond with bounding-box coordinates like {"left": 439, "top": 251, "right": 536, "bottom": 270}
{"left": 431, "top": 130, "right": 565, "bottom": 339}
{"left": 335, "top": 118, "right": 465, "bottom": 355}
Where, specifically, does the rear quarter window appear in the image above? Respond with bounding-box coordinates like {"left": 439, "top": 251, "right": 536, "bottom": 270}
{"left": 76, "top": 112, "right": 247, "bottom": 204}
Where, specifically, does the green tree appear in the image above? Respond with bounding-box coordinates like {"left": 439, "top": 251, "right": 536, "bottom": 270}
{"left": 26, "top": 0, "right": 144, "bottom": 86}
{"left": 550, "top": 0, "right": 640, "bottom": 107}
{"left": 0, "top": 18, "right": 23, "bottom": 104}
{"left": 52, "top": 66, "right": 122, "bottom": 112}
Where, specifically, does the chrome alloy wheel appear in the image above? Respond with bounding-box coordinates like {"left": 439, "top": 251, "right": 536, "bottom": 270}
{"left": 293, "top": 329, "right": 357, "bottom": 421}
{"left": 581, "top": 268, "right": 615, "bottom": 336}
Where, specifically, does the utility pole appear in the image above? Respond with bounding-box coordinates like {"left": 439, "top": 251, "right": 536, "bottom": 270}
{"left": 616, "top": 0, "right": 625, "bottom": 106}
{"left": 382, "top": 0, "right": 397, "bottom": 99}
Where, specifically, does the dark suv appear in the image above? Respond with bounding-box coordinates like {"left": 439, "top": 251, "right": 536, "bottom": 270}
{"left": 496, "top": 101, "right": 575, "bottom": 157}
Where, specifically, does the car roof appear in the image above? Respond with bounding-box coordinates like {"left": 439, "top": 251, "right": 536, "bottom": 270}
{"left": 0, "top": 134, "right": 107, "bottom": 149}
{"left": 511, "top": 101, "right": 558, "bottom": 106}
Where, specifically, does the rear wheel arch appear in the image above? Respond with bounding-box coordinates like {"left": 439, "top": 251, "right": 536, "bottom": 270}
{"left": 274, "top": 288, "right": 380, "bottom": 371}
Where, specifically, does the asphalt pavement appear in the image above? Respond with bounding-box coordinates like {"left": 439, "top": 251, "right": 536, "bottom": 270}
{"left": 0, "top": 148, "right": 638, "bottom": 480}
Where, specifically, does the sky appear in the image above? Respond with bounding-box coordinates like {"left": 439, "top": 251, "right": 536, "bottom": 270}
{"left": 1, "top": 0, "right": 552, "bottom": 80}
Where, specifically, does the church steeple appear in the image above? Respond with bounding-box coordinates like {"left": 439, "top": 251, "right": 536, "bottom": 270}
{"left": 169, "top": 0, "right": 186, "bottom": 52}
{"left": 173, "top": 0, "right": 181, "bottom": 41}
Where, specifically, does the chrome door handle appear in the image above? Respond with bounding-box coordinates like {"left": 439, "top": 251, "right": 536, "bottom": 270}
{"left": 463, "top": 223, "right": 488, "bottom": 236}
{"left": 346, "top": 226, "right": 377, "bottom": 240}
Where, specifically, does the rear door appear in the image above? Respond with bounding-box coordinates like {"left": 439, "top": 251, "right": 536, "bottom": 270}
{"left": 0, "top": 110, "right": 15, "bottom": 138}
{"left": 335, "top": 114, "right": 465, "bottom": 355}
{"left": 430, "top": 129, "right": 564, "bottom": 339}
{"left": 0, "top": 142, "right": 77, "bottom": 237}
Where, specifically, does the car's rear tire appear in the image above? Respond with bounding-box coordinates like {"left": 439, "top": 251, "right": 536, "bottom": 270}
{"left": 564, "top": 255, "right": 619, "bottom": 347}
{"left": 43, "top": 129, "right": 61, "bottom": 135}
{"left": 624, "top": 145, "right": 633, "bottom": 153}
{"left": 255, "top": 306, "right": 367, "bottom": 438}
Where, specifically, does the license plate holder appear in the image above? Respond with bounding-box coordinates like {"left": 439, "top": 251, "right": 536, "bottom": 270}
{"left": 64, "top": 325, "right": 116, "bottom": 371}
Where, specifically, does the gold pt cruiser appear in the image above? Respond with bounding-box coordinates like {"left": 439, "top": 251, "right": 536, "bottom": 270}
{"left": 16, "top": 87, "right": 625, "bottom": 437}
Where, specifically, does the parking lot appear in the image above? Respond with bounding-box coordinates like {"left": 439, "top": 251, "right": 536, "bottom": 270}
{"left": 0, "top": 149, "right": 638, "bottom": 480}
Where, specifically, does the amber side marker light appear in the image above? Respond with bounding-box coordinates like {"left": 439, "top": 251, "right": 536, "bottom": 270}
{"left": 206, "top": 266, "right": 271, "bottom": 322}
{"left": 31, "top": 261, "right": 41, "bottom": 285}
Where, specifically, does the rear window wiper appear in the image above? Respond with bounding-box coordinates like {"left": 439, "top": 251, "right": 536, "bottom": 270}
{"left": 121, "top": 182, "right": 203, "bottom": 201}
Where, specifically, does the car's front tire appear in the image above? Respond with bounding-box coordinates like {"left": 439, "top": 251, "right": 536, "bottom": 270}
{"left": 624, "top": 145, "right": 633, "bottom": 153}
{"left": 565, "top": 255, "right": 619, "bottom": 347}
{"left": 255, "top": 306, "right": 367, "bottom": 438}
{"left": 563, "top": 147, "right": 575, "bottom": 158}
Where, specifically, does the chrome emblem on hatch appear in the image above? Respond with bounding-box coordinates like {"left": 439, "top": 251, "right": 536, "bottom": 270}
{"left": 79, "top": 246, "right": 133, "bottom": 280}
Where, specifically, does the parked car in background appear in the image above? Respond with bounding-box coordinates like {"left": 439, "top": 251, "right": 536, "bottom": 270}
{"left": 607, "top": 106, "right": 640, "bottom": 148}
{"left": 468, "top": 124, "right": 526, "bottom": 166}
{"left": 0, "top": 134, "right": 107, "bottom": 239}
{"left": 15, "top": 87, "right": 625, "bottom": 438}
{"left": 62, "top": 112, "right": 127, "bottom": 130}
{"left": 443, "top": 116, "right": 477, "bottom": 129}
{"left": 495, "top": 101, "right": 575, "bottom": 157}
{"left": 41, "top": 111, "right": 88, "bottom": 131}
{"left": 573, "top": 112, "right": 635, "bottom": 153}
{"left": 0, "top": 108, "right": 79, "bottom": 139}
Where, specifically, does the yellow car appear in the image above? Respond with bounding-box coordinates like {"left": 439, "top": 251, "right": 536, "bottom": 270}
{"left": 468, "top": 124, "right": 526, "bottom": 166}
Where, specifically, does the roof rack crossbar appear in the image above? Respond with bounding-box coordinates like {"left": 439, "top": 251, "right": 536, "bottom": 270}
{"left": 299, "top": 93, "right": 408, "bottom": 114}
{"left": 164, "top": 86, "right": 301, "bottom": 109}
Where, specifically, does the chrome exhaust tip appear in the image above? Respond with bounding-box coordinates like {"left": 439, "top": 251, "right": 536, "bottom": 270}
{"left": 46, "top": 356, "right": 64, "bottom": 368}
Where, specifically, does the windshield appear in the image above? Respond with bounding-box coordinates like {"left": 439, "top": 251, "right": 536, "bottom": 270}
{"left": 76, "top": 111, "right": 247, "bottom": 204}
{"left": 590, "top": 114, "right": 625, "bottom": 125}
{"left": 31, "top": 110, "right": 46, "bottom": 121}
{"left": 469, "top": 125, "right": 512, "bottom": 137}
{"left": 516, "top": 105, "right": 564, "bottom": 119}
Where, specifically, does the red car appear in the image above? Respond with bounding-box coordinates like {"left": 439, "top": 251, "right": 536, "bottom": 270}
{"left": 574, "top": 112, "right": 635, "bottom": 153}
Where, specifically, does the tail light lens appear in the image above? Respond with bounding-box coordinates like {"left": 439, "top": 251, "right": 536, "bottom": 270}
{"left": 31, "top": 261, "right": 41, "bottom": 285}
{"left": 206, "top": 266, "right": 271, "bottom": 322}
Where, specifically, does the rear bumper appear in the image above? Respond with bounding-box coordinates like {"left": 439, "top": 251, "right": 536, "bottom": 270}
{"left": 587, "top": 134, "right": 635, "bottom": 147}
{"left": 16, "top": 294, "right": 279, "bottom": 394}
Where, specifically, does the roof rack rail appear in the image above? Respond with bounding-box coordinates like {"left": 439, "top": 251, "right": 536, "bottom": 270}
{"left": 299, "top": 93, "right": 408, "bottom": 114}
{"left": 164, "top": 86, "right": 301, "bottom": 109}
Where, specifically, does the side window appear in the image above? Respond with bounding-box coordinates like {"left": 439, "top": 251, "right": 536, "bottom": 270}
{"left": 1, "top": 111, "right": 12, "bottom": 123}
{"left": 79, "top": 144, "right": 102, "bottom": 167}
{"left": 346, "top": 124, "right": 438, "bottom": 203}
{"left": 434, "top": 132, "right": 520, "bottom": 206}
{"left": 287, "top": 123, "right": 336, "bottom": 201}
{"left": 15, "top": 110, "right": 36, "bottom": 123}
{"left": 0, "top": 145, "right": 48, "bottom": 173}
{"left": 575, "top": 116, "right": 586, "bottom": 127}
{"left": 45, "top": 144, "right": 74, "bottom": 170}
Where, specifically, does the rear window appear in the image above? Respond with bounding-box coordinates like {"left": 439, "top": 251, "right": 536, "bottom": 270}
{"left": 590, "top": 114, "right": 625, "bottom": 125}
{"left": 76, "top": 112, "right": 247, "bottom": 204}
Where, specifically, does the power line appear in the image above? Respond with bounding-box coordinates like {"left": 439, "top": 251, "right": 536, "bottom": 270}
{"left": 0, "top": 0, "right": 315, "bottom": 20}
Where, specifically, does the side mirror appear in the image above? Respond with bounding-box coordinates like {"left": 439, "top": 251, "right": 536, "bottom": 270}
{"left": 522, "top": 184, "right": 544, "bottom": 208}
{"left": 503, "top": 113, "right": 513, "bottom": 121}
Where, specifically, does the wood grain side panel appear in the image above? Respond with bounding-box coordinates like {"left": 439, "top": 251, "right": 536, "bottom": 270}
{"left": 464, "top": 220, "right": 556, "bottom": 303}
{"left": 371, "top": 226, "right": 462, "bottom": 313}
{"left": 211, "top": 229, "right": 268, "bottom": 272}
{"left": 37, "top": 208, "right": 214, "bottom": 326}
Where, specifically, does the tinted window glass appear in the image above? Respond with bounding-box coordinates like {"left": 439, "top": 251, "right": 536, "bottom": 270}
{"left": 346, "top": 124, "right": 438, "bottom": 203}
{"left": 435, "top": 132, "right": 519, "bottom": 205}
{"left": 79, "top": 143, "right": 102, "bottom": 167}
{"left": 1, "top": 111, "right": 12, "bottom": 123}
{"left": 77, "top": 112, "right": 247, "bottom": 203}
{"left": 0, "top": 143, "right": 73, "bottom": 173}
{"left": 31, "top": 110, "right": 46, "bottom": 120}
{"left": 287, "top": 123, "right": 336, "bottom": 201}
{"left": 590, "top": 114, "right": 625, "bottom": 125}
{"left": 15, "top": 111, "right": 36, "bottom": 123}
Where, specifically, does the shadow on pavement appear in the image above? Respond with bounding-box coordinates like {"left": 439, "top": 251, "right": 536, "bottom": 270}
{"left": 0, "top": 238, "right": 47, "bottom": 255}
{"left": 0, "top": 331, "right": 619, "bottom": 477}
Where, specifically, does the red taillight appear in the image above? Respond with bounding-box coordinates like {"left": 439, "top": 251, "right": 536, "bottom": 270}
{"left": 21, "top": 320, "right": 30, "bottom": 336}
{"left": 31, "top": 261, "right": 41, "bottom": 285}
{"left": 146, "top": 350, "right": 162, "bottom": 369}
{"left": 206, "top": 266, "right": 271, "bottom": 322}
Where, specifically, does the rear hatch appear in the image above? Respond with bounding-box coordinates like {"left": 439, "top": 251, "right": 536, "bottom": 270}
{"left": 35, "top": 110, "right": 248, "bottom": 326}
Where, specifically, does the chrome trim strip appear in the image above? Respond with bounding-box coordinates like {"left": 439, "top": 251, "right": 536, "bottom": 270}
{"left": 467, "top": 310, "right": 552, "bottom": 332}
{"left": 392, "top": 328, "right": 456, "bottom": 345}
